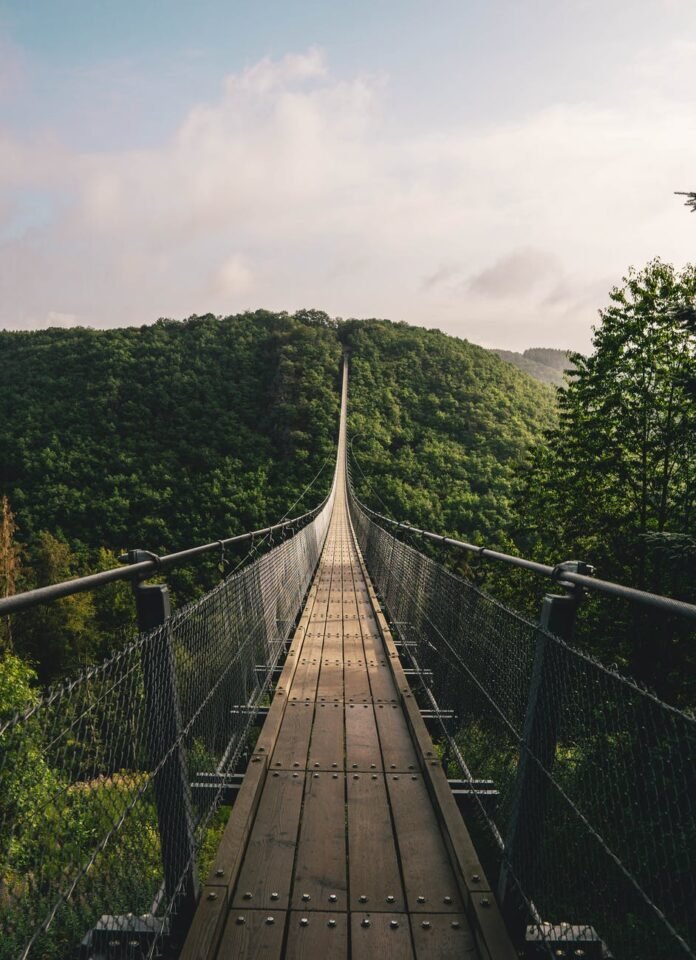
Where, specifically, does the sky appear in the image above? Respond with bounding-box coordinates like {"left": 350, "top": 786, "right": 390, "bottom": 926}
{"left": 0, "top": 1, "right": 694, "bottom": 351}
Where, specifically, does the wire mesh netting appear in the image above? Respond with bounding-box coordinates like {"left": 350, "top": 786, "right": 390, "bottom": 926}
{"left": 349, "top": 494, "right": 696, "bottom": 960}
{"left": 0, "top": 494, "right": 333, "bottom": 960}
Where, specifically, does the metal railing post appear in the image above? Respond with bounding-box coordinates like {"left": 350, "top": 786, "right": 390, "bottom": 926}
{"left": 129, "top": 552, "right": 200, "bottom": 947}
{"left": 498, "top": 561, "right": 588, "bottom": 935}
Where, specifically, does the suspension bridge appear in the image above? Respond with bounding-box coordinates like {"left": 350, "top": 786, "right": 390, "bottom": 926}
{"left": 1, "top": 358, "right": 694, "bottom": 960}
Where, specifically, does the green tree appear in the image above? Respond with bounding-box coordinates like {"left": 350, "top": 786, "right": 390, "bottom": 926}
{"left": 0, "top": 496, "right": 21, "bottom": 652}
{"left": 14, "top": 532, "right": 98, "bottom": 682}
{"left": 517, "top": 259, "right": 696, "bottom": 702}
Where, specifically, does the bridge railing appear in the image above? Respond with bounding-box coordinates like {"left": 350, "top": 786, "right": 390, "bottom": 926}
{"left": 348, "top": 487, "right": 696, "bottom": 960}
{"left": 0, "top": 487, "right": 335, "bottom": 960}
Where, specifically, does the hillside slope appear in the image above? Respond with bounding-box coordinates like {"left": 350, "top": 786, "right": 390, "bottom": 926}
{"left": 1, "top": 311, "right": 555, "bottom": 679}
{"left": 494, "top": 347, "right": 571, "bottom": 386}
{"left": 342, "top": 320, "right": 556, "bottom": 544}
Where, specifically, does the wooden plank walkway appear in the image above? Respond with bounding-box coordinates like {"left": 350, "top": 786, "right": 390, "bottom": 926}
{"left": 181, "top": 363, "right": 515, "bottom": 960}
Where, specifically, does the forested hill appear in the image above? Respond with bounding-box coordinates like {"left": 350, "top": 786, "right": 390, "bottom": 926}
{"left": 494, "top": 347, "right": 571, "bottom": 386}
{"left": 342, "top": 320, "right": 556, "bottom": 543}
{"left": 0, "top": 310, "right": 554, "bottom": 681}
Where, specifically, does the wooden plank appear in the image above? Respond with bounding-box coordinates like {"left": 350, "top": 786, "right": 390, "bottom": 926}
{"left": 385, "top": 774, "right": 461, "bottom": 913}
{"left": 346, "top": 773, "right": 405, "bottom": 912}
{"left": 410, "top": 913, "right": 477, "bottom": 959}
{"left": 342, "top": 634, "right": 364, "bottom": 663}
{"left": 375, "top": 703, "right": 420, "bottom": 771}
{"left": 344, "top": 664, "right": 373, "bottom": 703}
{"left": 285, "top": 912, "right": 348, "bottom": 960}
{"left": 231, "top": 771, "right": 304, "bottom": 910}
{"left": 287, "top": 656, "right": 321, "bottom": 701}
{"left": 360, "top": 631, "right": 385, "bottom": 660}
{"left": 316, "top": 660, "right": 344, "bottom": 701}
{"left": 367, "top": 661, "right": 399, "bottom": 702}
{"left": 291, "top": 772, "right": 347, "bottom": 909}
{"left": 345, "top": 703, "right": 382, "bottom": 771}
{"left": 179, "top": 884, "right": 227, "bottom": 960}
{"left": 308, "top": 701, "right": 344, "bottom": 770}
{"left": 351, "top": 913, "right": 415, "bottom": 960}
{"left": 270, "top": 700, "right": 314, "bottom": 769}
{"left": 216, "top": 909, "right": 285, "bottom": 960}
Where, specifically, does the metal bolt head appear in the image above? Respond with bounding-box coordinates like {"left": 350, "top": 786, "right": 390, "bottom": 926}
{"left": 361, "top": 918, "right": 370, "bottom": 928}
{"left": 358, "top": 894, "right": 368, "bottom": 903}
{"left": 451, "top": 921, "right": 461, "bottom": 930}
{"left": 302, "top": 893, "right": 311, "bottom": 902}
{"left": 421, "top": 921, "right": 431, "bottom": 930}
{"left": 471, "top": 874, "right": 480, "bottom": 882}
{"left": 265, "top": 916, "right": 275, "bottom": 925}
{"left": 480, "top": 897, "right": 491, "bottom": 908}
{"left": 300, "top": 917, "right": 309, "bottom": 927}
{"left": 270, "top": 892, "right": 279, "bottom": 901}
{"left": 328, "top": 919, "right": 337, "bottom": 928}
{"left": 417, "top": 895, "right": 426, "bottom": 904}
{"left": 329, "top": 894, "right": 337, "bottom": 903}
{"left": 386, "top": 895, "right": 395, "bottom": 903}
{"left": 390, "top": 920, "right": 399, "bottom": 929}
{"left": 235, "top": 916, "right": 245, "bottom": 925}
{"left": 206, "top": 892, "right": 217, "bottom": 901}
{"left": 443, "top": 895, "right": 452, "bottom": 904}
{"left": 215, "top": 868, "right": 224, "bottom": 877}
{"left": 243, "top": 891, "right": 252, "bottom": 900}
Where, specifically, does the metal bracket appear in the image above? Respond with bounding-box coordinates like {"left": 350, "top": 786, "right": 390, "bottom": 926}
{"left": 80, "top": 914, "right": 168, "bottom": 960}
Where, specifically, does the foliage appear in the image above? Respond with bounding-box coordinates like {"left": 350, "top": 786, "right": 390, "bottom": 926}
{"left": 341, "top": 318, "right": 556, "bottom": 545}
{"left": 0, "top": 310, "right": 341, "bottom": 682}
{"left": 1, "top": 310, "right": 552, "bottom": 685}
{"left": 514, "top": 259, "right": 696, "bottom": 704}
{"left": 0, "top": 497, "right": 21, "bottom": 651}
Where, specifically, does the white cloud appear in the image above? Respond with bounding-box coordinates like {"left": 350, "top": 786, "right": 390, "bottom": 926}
{"left": 212, "top": 254, "right": 254, "bottom": 297}
{"left": 469, "top": 249, "right": 562, "bottom": 299}
{"left": 0, "top": 47, "right": 695, "bottom": 350}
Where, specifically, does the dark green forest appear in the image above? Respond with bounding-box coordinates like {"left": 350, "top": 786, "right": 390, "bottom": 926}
{"left": 0, "top": 309, "right": 553, "bottom": 684}
{"left": 1, "top": 265, "right": 694, "bottom": 705}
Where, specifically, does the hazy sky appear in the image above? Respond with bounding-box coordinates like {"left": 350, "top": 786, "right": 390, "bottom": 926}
{"left": 1, "top": 1, "right": 694, "bottom": 350}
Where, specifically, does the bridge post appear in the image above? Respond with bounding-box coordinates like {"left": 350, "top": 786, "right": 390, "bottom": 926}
{"left": 131, "top": 561, "right": 200, "bottom": 949}
{"left": 498, "top": 562, "right": 589, "bottom": 937}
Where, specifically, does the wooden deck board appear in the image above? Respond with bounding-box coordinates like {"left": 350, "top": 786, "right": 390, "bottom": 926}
{"left": 385, "top": 774, "right": 463, "bottom": 914}
{"left": 307, "top": 701, "right": 344, "bottom": 770}
{"left": 217, "top": 909, "right": 285, "bottom": 960}
{"left": 346, "top": 773, "right": 406, "bottom": 912}
{"left": 345, "top": 703, "right": 383, "bottom": 771}
{"left": 285, "top": 912, "right": 348, "bottom": 959}
{"left": 350, "top": 913, "right": 415, "bottom": 959}
{"left": 230, "top": 772, "right": 304, "bottom": 911}
{"left": 290, "top": 773, "right": 347, "bottom": 910}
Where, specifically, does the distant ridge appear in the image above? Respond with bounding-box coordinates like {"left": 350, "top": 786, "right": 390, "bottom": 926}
{"left": 493, "top": 347, "right": 573, "bottom": 387}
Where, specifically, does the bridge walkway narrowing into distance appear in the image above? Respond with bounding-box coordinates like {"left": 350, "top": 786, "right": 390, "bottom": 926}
{"left": 181, "top": 363, "right": 516, "bottom": 960}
